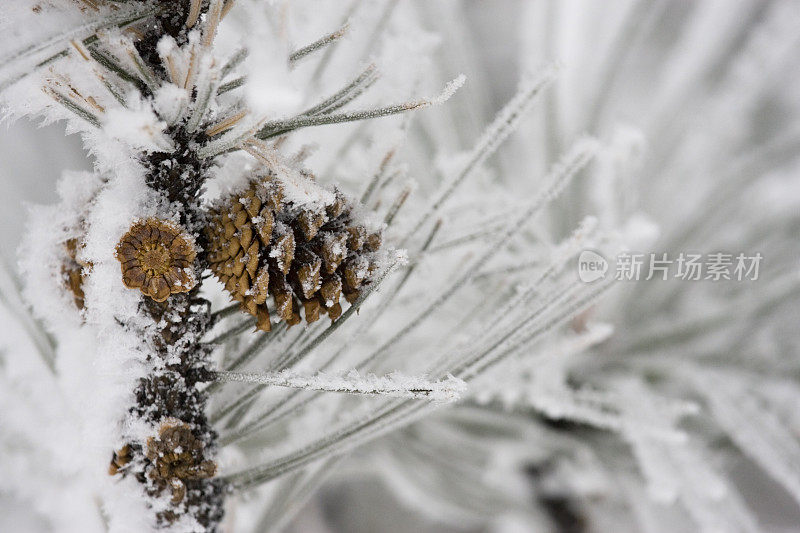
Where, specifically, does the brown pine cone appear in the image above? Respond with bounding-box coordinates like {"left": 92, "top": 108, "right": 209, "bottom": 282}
{"left": 205, "top": 172, "right": 384, "bottom": 331}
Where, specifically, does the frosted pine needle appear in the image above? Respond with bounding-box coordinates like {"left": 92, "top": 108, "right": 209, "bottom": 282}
{"left": 212, "top": 370, "right": 465, "bottom": 403}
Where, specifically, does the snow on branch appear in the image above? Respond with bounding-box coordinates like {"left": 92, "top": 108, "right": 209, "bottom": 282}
{"left": 212, "top": 369, "right": 466, "bottom": 403}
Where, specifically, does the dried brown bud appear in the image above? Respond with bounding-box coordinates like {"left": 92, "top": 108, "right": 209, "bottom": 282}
{"left": 146, "top": 420, "right": 217, "bottom": 504}
{"left": 115, "top": 219, "right": 197, "bottom": 302}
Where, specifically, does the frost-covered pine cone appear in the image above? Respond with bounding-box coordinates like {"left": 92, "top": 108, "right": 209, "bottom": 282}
{"left": 205, "top": 173, "right": 383, "bottom": 330}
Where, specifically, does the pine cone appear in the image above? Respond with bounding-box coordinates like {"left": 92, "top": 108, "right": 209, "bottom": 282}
{"left": 205, "top": 173, "right": 383, "bottom": 331}
{"left": 115, "top": 219, "right": 197, "bottom": 302}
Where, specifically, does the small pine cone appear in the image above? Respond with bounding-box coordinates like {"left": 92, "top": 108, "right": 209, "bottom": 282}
{"left": 205, "top": 174, "right": 383, "bottom": 331}
{"left": 146, "top": 420, "right": 217, "bottom": 505}
{"left": 115, "top": 219, "right": 197, "bottom": 302}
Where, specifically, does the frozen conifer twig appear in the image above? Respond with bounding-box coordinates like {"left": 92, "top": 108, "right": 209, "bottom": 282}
{"left": 212, "top": 369, "right": 466, "bottom": 403}
{"left": 198, "top": 73, "right": 459, "bottom": 159}
{"left": 0, "top": 1, "right": 255, "bottom": 528}
{"left": 0, "top": 1, "right": 630, "bottom": 530}
{"left": 4, "top": 3, "right": 800, "bottom": 531}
